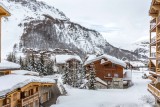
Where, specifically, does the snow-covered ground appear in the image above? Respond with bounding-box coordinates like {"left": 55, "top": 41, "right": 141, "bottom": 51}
{"left": 51, "top": 70, "right": 154, "bottom": 107}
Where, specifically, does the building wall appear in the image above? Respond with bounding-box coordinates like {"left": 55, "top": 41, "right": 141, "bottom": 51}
{"left": 86, "top": 60, "right": 124, "bottom": 81}
{"left": 85, "top": 59, "right": 124, "bottom": 89}
{"left": 0, "top": 83, "right": 56, "bottom": 107}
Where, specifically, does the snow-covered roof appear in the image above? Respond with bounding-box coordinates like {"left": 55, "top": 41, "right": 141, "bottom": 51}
{"left": 0, "top": 61, "right": 20, "bottom": 70}
{"left": 130, "top": 61, "right": 145, "bottom": 67}
{"left": 0, "top": 3, "right": 10, "bottom": 14}
{"left": 95, "top": 77, "right": 108, "bottom": 86}
{"left": 11, "top": 70, "right": 39, "bottom": 76}
{"left": 84, "top": 54, "right": 126, "bottom": 68}
{"left": 0, "top": 74, "right": 55, "bottom": 98}
{"left": 55, "top": 55, "right": 82, "bottom": 64}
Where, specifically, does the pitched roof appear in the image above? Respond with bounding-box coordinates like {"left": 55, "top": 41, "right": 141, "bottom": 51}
{"left": 0, "top": 61, "right": 20, "bottom": 71}
{"left": 0, "top": 74, "right": 55, "bottom": 98}
{"left": 11, "top": 70, "right": 39, "bottom": 76}
{"left": 84, "top": 54, "right": 126, "bottom": 68}
{"left": 55, "top": 55, "right": 82, "bottom": 64}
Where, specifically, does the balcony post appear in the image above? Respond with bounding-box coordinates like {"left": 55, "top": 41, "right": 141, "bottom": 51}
{"left": 0, "top": 17, "right": 1, "bottom": 63}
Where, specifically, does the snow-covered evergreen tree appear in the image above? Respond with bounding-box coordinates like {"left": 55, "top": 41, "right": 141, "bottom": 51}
{"left": 63, "top": 63, "right": 71, "bottom": 85}
{"left": 30, "top": 52, "right": 37, "bottom": 71}
{"left": 46, "top": 61, "right": 54, "bottom": 75}
{"left": 36, "top": 53, "right": 47, "bottom": 76}
{"left": 7, "top": 52, "right": 16, "bottom": 63}
{"left": 88, "top": 63, "right": 96, "bottom": 90}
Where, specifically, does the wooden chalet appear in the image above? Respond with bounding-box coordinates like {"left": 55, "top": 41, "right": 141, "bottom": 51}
{"left": 148, "top": 0, "right": 160, "bottom": 106}
{"left": 84, "top": 54, "right": 132, "bottom": 89}
{"left": 0, "top": 74, "right": 61, "bottom": 107}
{"left": 54, "top": 54, "right": 82, "bottom": 73}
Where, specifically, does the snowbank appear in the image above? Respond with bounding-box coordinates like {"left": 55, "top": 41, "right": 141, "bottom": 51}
{"left": 51, "top": 71, "right": 154, "bottom": 107}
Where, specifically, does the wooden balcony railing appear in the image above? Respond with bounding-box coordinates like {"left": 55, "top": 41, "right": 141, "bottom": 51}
{"left": 148, "top": 76, "right": 156, "bottom": 82}
{"left": 157, "top": 33, "right": 160, "bottom": 41}
{"left": 2, "top": 104, "right": 10, "bottom": 107}
{"left": 158, "top": 16, "right": 160, "bottom": 26}
{"left": 148, "top": 83, "right": 160, "bottom": 98}
{"left": 22, "top": 93, "right": 39, "bottom": 106}
{"left": 150, "top": 18, "right": 156, "bottom": 31}
{"left": 156, "top": 51, "right": 160, "bottom": 58}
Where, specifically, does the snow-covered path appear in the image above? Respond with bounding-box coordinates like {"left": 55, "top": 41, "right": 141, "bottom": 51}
{"left": 52, "top": 71, "right": 154, "bottom": 107}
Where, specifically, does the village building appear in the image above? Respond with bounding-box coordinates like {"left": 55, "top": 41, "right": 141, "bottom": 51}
{"left": 84, "top": 54, "right": 132, "bottom": 89}
{"left": 53, "top": 54, "right": 82, "bottom": 73}
{"left": 148, "top": 0, "right": 160, "bottom": 106}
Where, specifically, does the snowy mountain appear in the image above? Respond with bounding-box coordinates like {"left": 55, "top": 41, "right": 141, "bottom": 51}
{"left": 1, "top": 0, "right": 148, "bottom": 61}
{"left": 130, "top": 37, "right": 150, "bottom": 59}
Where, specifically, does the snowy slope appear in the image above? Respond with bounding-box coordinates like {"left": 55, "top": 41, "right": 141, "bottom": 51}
{"left": 52, "top": 71, "right": 154, "bottom": 107}
{"left": 1, "top": 0, "right": 68, "bottom": 58}
{"left": 1, "top": 0, "right": 148, "bottom": 61}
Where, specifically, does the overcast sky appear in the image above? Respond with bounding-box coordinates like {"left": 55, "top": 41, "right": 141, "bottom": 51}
{"left": 38, "top": 0, "right": 151, "bottom": 50}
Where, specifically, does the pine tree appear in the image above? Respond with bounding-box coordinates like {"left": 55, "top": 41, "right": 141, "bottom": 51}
{"left": 36, "top": 54, "right": 47, "bottom": 76}
{"left": 46, "top": 61, "right": 54, "bottom": 75}
{"left": 63, "top": 63, "right": 71, "bottom": 85}
{"left": 19, "top": 56, "right": 24, "bottom": 70}
{"left": 7, "top": 52, "right": 16, "bottom": 63}
{"left": 88, "top": 63, "right": 96, "bottom": 90}
{"left": 30, "top": 52, "right": 37, "bottom": 71}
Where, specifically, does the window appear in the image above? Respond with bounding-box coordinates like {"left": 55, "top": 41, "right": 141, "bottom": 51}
{"left": 114, "top": 73, "right": 119, "bottom": 78}
{"left": 24, "top": 91, "right": 28, "bottom": 97}
{"left": 36, "top": 87, "right": 38, "bottom": 92}
{"left": 13, "top": 93, "right": 17, "bottom": 101}
{"left": 112, "top": 64, "right": 116, "bottom": 68}
{"left": 107, "top": 73, "right": 111, "bottom": 77}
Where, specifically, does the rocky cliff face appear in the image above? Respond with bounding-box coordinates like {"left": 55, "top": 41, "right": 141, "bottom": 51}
{"left": 2, "top": 0, "right": 148, "bottom": 60}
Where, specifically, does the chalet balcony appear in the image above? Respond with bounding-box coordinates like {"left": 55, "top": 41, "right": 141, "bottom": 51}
{"left": 150, "top": 52, "right": 156, "bottom": 58}
{"left": 157, "top": 51, "right": 160, "bottom": 59}
{"left": 150, "top": 18, "right": 156, "bottom": 32}
{"left": 2, "top": 104, "right": 10, "bottom": 107}
{"left": 157, "top": 33, "right": 160, "bottom": 41}
{"left": 148, "top": 75, "right": 156, "bottom": 83}
{"left": 22, "top": 93, "right": 39, "bottom": 106}
{"left": 150, "top": 36, "right": 156, "bottom": 45}
{"left": 148, "top": 83, "right": 160, "bottom": 99}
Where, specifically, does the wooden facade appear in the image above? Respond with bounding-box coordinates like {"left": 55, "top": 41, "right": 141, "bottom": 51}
{"left": 84, "top": 58, "right": 125, "bottom": 88}
{"left": 148, "top": 0, "right": 160, "bottom": 106}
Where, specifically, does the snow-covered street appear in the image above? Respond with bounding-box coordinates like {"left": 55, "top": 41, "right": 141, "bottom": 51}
{"left": 52, "top": 70, "right": 154, "bottom": 107}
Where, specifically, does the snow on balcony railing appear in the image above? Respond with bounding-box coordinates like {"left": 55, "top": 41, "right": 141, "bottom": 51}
{"left": 151, "top": 36, "right": 156, "bottom": 44}
{"left": 148, "top": 84, "right": 160, "bottom": 98}
{"left": 151, "top": 52, "right": 156, "bottom": 58}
